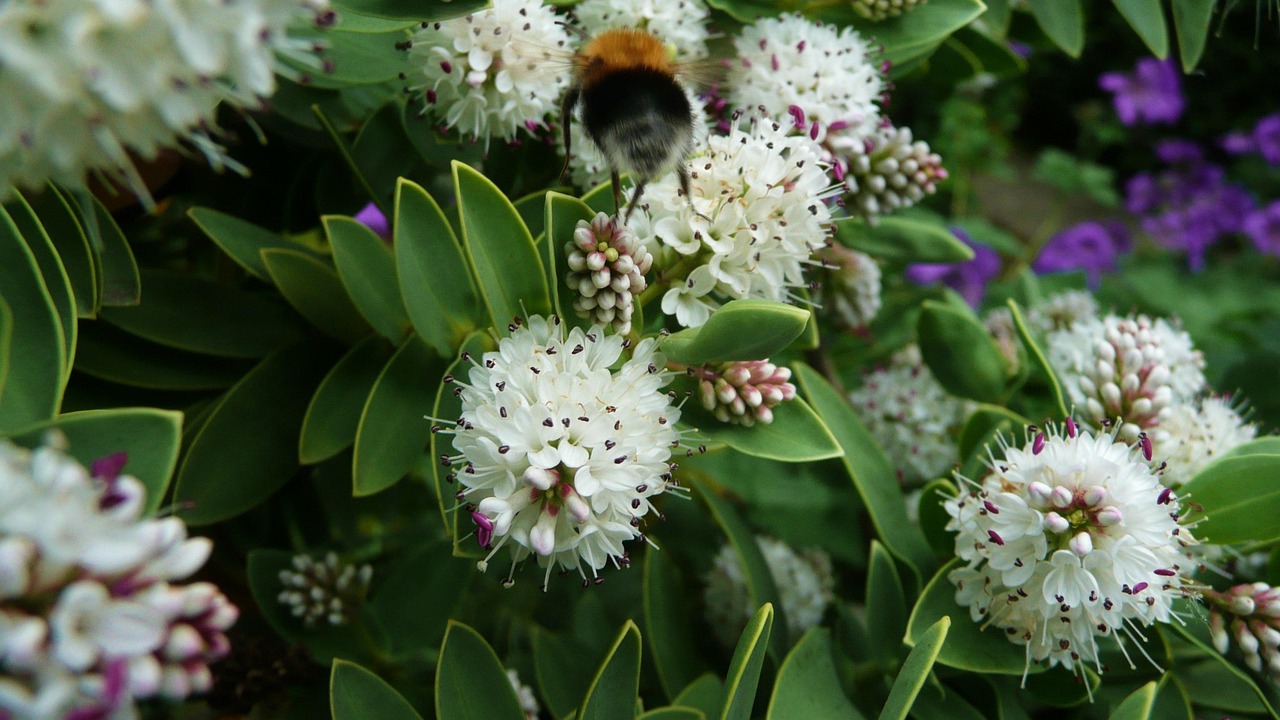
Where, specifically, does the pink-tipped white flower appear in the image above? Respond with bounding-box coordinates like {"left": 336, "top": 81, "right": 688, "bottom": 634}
{"left": 848, "top": 346, "right": 970, "bottom": 484}
{"left": 842, "top": 124, "right": 948, "bottom": 218}
{"left": 0, "top": 0, "right": 332, "bottom": 201}
{"left": 565, "top": 213, "right": 654, "bottom": 335}
{"left": 703, "top": 536, "right": 834, "bottom": 648}
{"left": 629, "top": 114, "right": 835, "bottom": 328}
{"left": 945, "top": 422, "right": 1197, "bottom": 674}
{"left": 694, "top": 360, "right": 797, "bottom": 426}
{"left": 1046, "top": 312, "right": 1207, "bottom": 443}
{"left": 408, "top": 0, "right": 570, "bottom": 145}
{"left": 442, "top": 316, "right": 682, "bottom": 588}
{"left": 0, "top": 435, "right": 235, "bottom": 719}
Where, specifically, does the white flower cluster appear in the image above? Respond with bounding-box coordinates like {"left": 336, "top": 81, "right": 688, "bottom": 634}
{"left": 565, "top": 213, "right": 653, "bottom": 335}
{"left": 409, "top": 0, "right": 570, "bottom": 145}
{"left": 505, "top": 668, "right": 540, "bottom": 720}
{"left": 629, "top": 115, "right": 834, "bottom": 328}
{"left": 814, "top": 243, "right": 882, "bottom": 330}
{"left": 848, "top": 345, "right": 970, "bottom": 484}
{"left": 0, "top": 437, "right": 236, "bottom": 719}
{"left": 573, "top": 0, "right": 712, "bottom": 59}
{"left": 277, "top": 552, "right": 372, "bottom": 627}
{"left": 0, "top": 0, "right": 330, "bottom": 200}
{"left": 703, "top": 536, "right": 835, "bottom": 648}
{"left": 726, "top": 14, "right": 885, "bottom": 150}
{"left": 1154, "top": 396, "right": 1256, "bottom": 487}
{"left": 443, "top": 316, "right": 682, "bottom": 587}
{"left": 695, "top": 360, "right": 797, "bottom": 426}
{"left": 842, "top": 125, "right": 948, "bottom": 218}
{"left": 1207, "top": 582, "right": 1280, "bottom": 683}
{"left": 946, "top": 421, "right": 1196, "bottom": 674}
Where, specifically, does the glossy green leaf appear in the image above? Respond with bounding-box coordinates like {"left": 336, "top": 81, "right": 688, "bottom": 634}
{"left": 300, "top": 336, "right": 393, "bottom": 464}
{"left": 1027, "top": 0, "right": 1084, "bottom": 57}
{"left": 674, "top": 675, "right": 724, "bottom": 719}
{"left": 719, "top": 604, "right": 773, "bottom": 720}
{"left": 261, "top": 248, "right": 373, "bottom": 344}
{"left": 917, "top": 478, "right": 957, "bottom": 557}
{"left": 579, "top": 621, "right": 642, "bottom": 720}
{"left": 330, "top": 0, "right": 485, "bottom": 22}
{"left": 1181, "top": 454, "right": 1280, "bottom": 544}
{"left": 26, "top": 185, "right": 98, "bottom": 316}
{"left": 1171, "top": 0, "right": 1215, "bottom": 72}
{"left": 1222, "top": 437, "right": 1280, "bottom": 459}
{"left": 281, "top": 29, "right": 412, "bottom": 91}
{"left": 101, "top": 269, "right": 307, "bottom": 358}
{"left": 866, "top": 542, "right": 908, "bottom": 665}
{"left": 917, "top": 301, "right": 1007, "bottom": 403}
{"left": 644, "top": 547, "right": 709, "bottom": 700}
{"left": 80, "top": 197, "right": 141, "bottom": 306}
{"left": 794, "top": 364, "right": 935, "bottom": 579}
{"left": 640, "top": 708, "right": 705, "bottom": 720}
{"left": 1150, "top": 675, "right": 1193, "bottom": 720}
{"left": 957, "top": 404, "right": 1026, "bottom": 462}
{"left": 332, "top": 659, "right": 424, "bottom": 720}
{"left": 905, "top": 559, "right": 1043, "bottom": 675}
{"left": 905, "top": 684, "right": 988, "bottom": 720}
{"left": 75, "top": 320, "right": 250, "bottom": 391}
{"left": 436, "top": 621, "right": 527, "bottom": 720}
{"left": 354, "top": 334, "right": 444, "bottom": 496}
{"left": 326, "top": 216, "right": 412, "bottom": 343}
{"left": 686, "top": 398, "right": 842, "bottom": 462}
{"left": 433, "top": 332, "right": 493, "bottom": 538}
{"left": 7, "top": 194, "right": 76, "bottom": 371}
{"left": 395, "top": 178, "right": 483, "bottom": 356}
{"left": 879, "top": 616, "right": 950, "bottom": 720}
{"left": 765, "top": 628, "right": 865, "bottom": 720}
{"left": 855, "top": 0, "right": 987, "bottom": 67}
{"left": 6, "top": 408, "right": 181, "bottom": 514}
{"left": 533, "top": 627, "right": 598, "bottom": 718}
{"left": 366, "top": 540, "right": 472, "bottom": 658}
{"left": 348, "top": 103, "right": 422, "bottom": 200}
{"left": 834, "top": 216, "right": 973, "bottom": 265}
{"left": 312, "top": 104, "right": 384, "bottom": 211}
{"left": 189, "top": 207, "right": 313, "bottom": 281}
{"left": 1007, "top": 301, "right": 1068, "bottom": 418}
{"left": 544, "top": 192, "right": 598, "bottom": 326}
{"left": 453, "top": 161, "right": 552, "bottom": 327}
{"left": 661, "top": 300, "right": 810, "bottom": 365}
{"left": 1171, "top": 654, "right": 1272, "bottom": 715}
{"left": 0, "top": 207, "right": 65, "bottom": 431}
{"left": 698, "top": 483, "right": 788, "bottom": 662}
{"left": 1112, "top": 0, "right": 1168, "bottom": 58}
{"left": 0, "top": 297, "right": 10, "bottom": 398}
{"left": 1110, "top": 681, "right": 1157, "bottom": 720}
{"left": 175, "top": 342, "right": 333, "bottom": 524}
{"left": 1022, "top": 666, "right": 1097, "bottom": 707}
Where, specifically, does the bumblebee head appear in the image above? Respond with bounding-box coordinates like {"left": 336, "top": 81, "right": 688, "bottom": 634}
{"left": 576, "top": 28, "right": 677, "bottom": 88}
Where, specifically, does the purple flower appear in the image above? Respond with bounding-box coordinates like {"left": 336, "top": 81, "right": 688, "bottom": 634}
{"left": 1244, "top": 200, "right": 1280, "bottom": 256}
{"left": 354, "top": 202, "right": 391, "bottom": 240}
{"left": 1098, "top": 57, "right": 1185, "bottom": 126}
{"left": 1154, "top": 139, "right": 1203, "bottom": 166}
{"left": 1033, "top": 220, "right": 1132, "bottom": 289}
{"left": 906, "top": 227, "right": 1001, "bottom": 308}
{"left": 1255, "top": 113, "right": 1280, "bottom": 165}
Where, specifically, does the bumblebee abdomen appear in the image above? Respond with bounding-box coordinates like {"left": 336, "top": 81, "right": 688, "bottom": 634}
{"left": 581, "top": 68, "right": 693, "bottom": 180}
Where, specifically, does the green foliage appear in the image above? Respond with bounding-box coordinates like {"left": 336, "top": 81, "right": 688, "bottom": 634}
{"left": 916, "top": 300, "right": 1009, "bottom": 403}
{"left": 834, "top": 214, "right": 974, "bottom": 265}
{"left": 435, "top": 622, "right": 528, "bottom": 720}
{"left": 1181, "top": 454, "right": 1280, "bottom": 545}
{"left": 661, "top": 300, "right": 810, "bottom": 365}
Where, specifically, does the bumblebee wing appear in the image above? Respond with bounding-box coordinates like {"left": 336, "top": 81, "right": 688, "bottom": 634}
{"left": 673, "top": 57, "right": 727, "bottom": 90}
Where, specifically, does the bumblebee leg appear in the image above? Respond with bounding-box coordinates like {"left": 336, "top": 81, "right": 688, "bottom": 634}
{"left": 623, "top": 180, "right": 647, "bottom": 224}
{"left": 558, "top": 87, "right": 580, "bottom": 183}
{"left": 677, "top": 164, "right": 709, "bottom": 221}
{"left": 611, "top": 169, "right": 623, "bottom": 218}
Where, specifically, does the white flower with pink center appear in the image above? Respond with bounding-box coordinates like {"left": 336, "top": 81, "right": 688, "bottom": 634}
{"left": 945, "top": 420, "right": 1197, "bottom": 675}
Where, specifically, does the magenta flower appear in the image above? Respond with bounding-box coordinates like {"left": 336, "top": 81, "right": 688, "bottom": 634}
{"left": 906, "top": 227, "right": 1001, "bottom": 308}
{"left": 1033, "top": 220, "right": 1131, "bottom": 289}
{"left": 1243, "top": 200, "right": 1280, "bottom": 257}
{"left": 1098, "top": 57, "right": 1185, "bottom": 126}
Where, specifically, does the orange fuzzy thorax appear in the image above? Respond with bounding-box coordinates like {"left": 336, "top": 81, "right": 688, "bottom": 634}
{"left": 576, "top": 29, "right": 674, "bottom": 87}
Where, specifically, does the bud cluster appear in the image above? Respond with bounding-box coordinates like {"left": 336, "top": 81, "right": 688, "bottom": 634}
{"left": 277, "top": 552, "right": 373, "bottom": 627}
{"left": 841, "top": 125, "right": 948, "bottom": 219}
{"left": 695, "top": 360, "right": 797, "bottom": 426}
{"left": 1207, "top": 583, "right": 1280, "bottom": 682}
{"left": 565, "top": 213, "right": 653, "bottom": 335}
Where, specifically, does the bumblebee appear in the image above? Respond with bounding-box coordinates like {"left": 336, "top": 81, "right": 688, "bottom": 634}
{"left": 561, "top": 29, "right": 697, "bottom": 223}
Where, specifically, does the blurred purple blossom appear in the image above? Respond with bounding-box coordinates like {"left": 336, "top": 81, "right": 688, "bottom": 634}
{"left": 1123, "top": 141, "right": 1256, "bottom": 271}
{"left": 1098, "top": 57, "right": 1185, "bottom": 126}
{"left": 1033, "top": 220, "right": 1132, "bottom": 288}
{"left": 355, "top": 202, "right": 391, "bottom": 240}
{"left": 1221, "top": 113, "right": 1280, "bottom": 165}
{"left": 906, "top": 227, "right": 1001, "bottom": 308}
{"left": 1244, "top": 201, "right": 1280, "bottom": 256}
